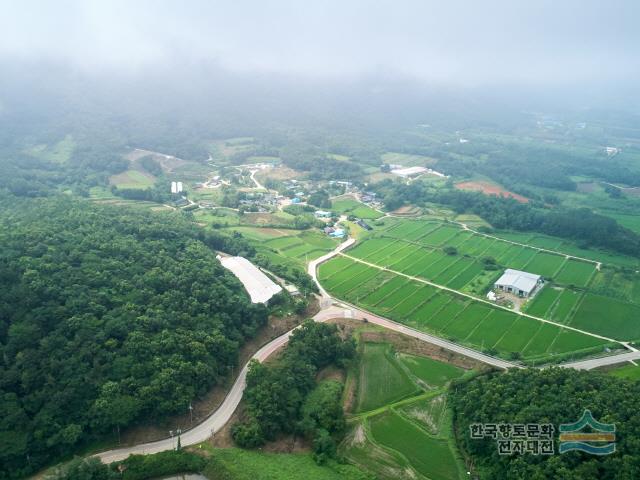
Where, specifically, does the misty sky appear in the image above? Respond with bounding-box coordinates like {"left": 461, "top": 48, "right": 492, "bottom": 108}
{"left": 1, "top": 0, "right": 639, "bottom": 88}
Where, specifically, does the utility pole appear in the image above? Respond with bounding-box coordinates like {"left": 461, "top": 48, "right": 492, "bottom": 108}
{"left": 189, "top": 403, "right": 193, "bottom": 426}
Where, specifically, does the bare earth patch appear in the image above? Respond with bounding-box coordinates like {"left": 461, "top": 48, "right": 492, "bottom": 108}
{"left": 455, "top": 180, "right": 529, "bottom": 203}
{"left": 327, "top": 317, "right": 488, "bottom": 371}
{"left": 390, "top": 205, "right": 422, "bottom": 216}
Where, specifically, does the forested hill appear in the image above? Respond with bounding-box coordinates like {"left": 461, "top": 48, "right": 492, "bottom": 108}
{"left": 451, "top": 369, "right": 640, "bottom": 479}
{"left": 0, "top": 195, "right": 267, "bottom": 478}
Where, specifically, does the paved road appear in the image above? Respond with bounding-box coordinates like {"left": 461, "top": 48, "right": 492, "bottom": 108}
{"left": 314, "top": 305, "right": 517, "bottom": 369}
{"left": 96, "top": 327, "right": 296, "bottom": 463}
{"left": 307, "top": 238, "right": 356, "bottom": 299}
{"left": 559, "top": 350, "right": 640, "bottom": 370}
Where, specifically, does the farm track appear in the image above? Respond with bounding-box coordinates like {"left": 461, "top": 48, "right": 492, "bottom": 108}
{"left": 454, "top": 221, "right": 603, "bottom": 270}
{"left": 337, "top": 252, "right": 619, "bottom": 344}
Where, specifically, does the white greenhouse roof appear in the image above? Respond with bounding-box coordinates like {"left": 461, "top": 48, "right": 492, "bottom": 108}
{"left": 495, "top": 268, "right": 541, "bottom": 293}
{"left": 218, "top": 255, "right": 282, "bottom": 304}
{"left": 391, "top": 166, "right": 428, "bottom": 177}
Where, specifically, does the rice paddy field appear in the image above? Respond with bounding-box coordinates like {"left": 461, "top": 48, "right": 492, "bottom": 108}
{"left": 341, "top": 341, "right": 466, "bottom": 480}
{"left": 320, "top": 256, "right": 610, "bottom": 361}
{"left": 331, "top": 197, "right": 384, "bottom": 219}
{"left": 234, "top": 227, "right": 339, "bottom": 266}
{"left": 398, "top": 354, "right": 465, "bottom": 388}
{"left": 355, "top": 343, "right": 420, "bottom": 412}
{"left": 318, "top": 217, "right": 640, "bottom": 362}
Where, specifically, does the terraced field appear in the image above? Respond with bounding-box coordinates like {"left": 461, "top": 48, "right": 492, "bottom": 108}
{"left": 356, "top": 343, "right": 420, "bottom": 412}
{"left": 341, "top": 341, "right": 467, "bottom": 480}
{"left": 257, "top": 229, "right": 339, "bottom": 263}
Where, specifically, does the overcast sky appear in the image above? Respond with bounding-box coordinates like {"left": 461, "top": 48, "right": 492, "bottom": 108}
{"left": 1, "top": 0, "right": 639, "bottom": 88}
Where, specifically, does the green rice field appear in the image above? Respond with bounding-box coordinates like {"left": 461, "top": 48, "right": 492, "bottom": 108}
{"left": 356, "top": 343, "right": 420, "bottom": 412}
{"left": 398, "top": 354, "right": 465, "bottom": 387}
{"left": 369, "top": 411, "right": 462, "bottom": 480}
{"left": 341, "top": 337, "right": 466, "bottom": 480}
{"left": 319, "top": 254, "right": 611, "bottom": 361}
{"left": 320, "top": 228, "right": 638, "bottom": 358}
{"left": 331, "top": 197, "right": 383, "bottom": 219}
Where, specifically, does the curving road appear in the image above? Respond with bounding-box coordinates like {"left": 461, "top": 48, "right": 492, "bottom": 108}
{"left": 314, "top": 305, "right": 517, "bottom": 369}
{"left": 97, "top": 327, "right": 297, "bottom": 463}
{"left": 96, "top": 231, "right": 636, "bottom": 463}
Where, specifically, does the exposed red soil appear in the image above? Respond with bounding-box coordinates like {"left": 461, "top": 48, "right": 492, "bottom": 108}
{"left": 455, "top": 181, "right": 529, "bottom": 203}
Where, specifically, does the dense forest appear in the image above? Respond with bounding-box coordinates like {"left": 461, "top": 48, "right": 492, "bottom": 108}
{"left": 451, "top": 368, "right": 640, "bottom": 479}
{"left": 232, "top": 321, "right": 355, "bottom": 463}
{"left": 371, "top": 180, "right": 640, "bottom": 257}
{"left": 0, "top": 195, "right": 267, "bottom": 478}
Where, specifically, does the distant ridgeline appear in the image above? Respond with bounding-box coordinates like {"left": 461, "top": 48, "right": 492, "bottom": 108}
{"left": 0, "top": 195, "right": 267, "bottom": 478}
{"left": 371, "top": 180, "right": 640, "bottom": 258}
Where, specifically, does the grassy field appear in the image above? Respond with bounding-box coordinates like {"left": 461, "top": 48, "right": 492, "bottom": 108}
{"left": 555, "top": 259, "right": 597, "bottom": 286}
{"left": 331, "top": 197, "right": 383, "bottom": 219}
{"left": 234, "top": 226, "right": 341, "bottom": 267}
{"left": 24, "top": 135, "right": 76, "bottom": 164}
{"left": 568, "top": 293, "right": 640, "bottom": 340}
{"left": 398, "top": 354, "right": 465, "bottom": 388}
{"left": 322, "top": 216, "right": 640, "bottom": 355}
{"left": 491, "top": 230, "right": 640, "bottom": 268}
{"left": 205, "top": 447, "right": 369, "bottom": 480}
{"left": 606, "top": 212, "right": 640, "bottom": 235}
{"left": 606, "top": 363, "right": 640, "bottom": 381}
{"left": 356, "top": 343, "right": 419, "bottom": 412}
{"left": 109, "top": 169, "right": 156, "bottom": 189}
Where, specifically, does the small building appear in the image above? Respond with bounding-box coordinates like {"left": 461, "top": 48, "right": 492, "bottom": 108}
{"left": 356, "top": 219, "right": 372, "bottom": 230}
{"left": 494, "top": 269, "right": 542, "bottom": 298}
{"left": 329, "top": 228, "right": 345, "bottom": 238}
{"left": 324, "top": 226, "right": 335, "bottom": 234}
{"left": 315, "top": 210, "right": 332, "bottom": 218}
{"left": 291, "top": 197, "right": 301, "bottom": 204}
{"left": 285, "top": 284, "right": 300, "bottom": 296}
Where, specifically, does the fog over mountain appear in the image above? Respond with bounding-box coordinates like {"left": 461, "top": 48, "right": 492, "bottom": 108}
{"left": 1, "top": 0, "right": 639, "bottom": 108}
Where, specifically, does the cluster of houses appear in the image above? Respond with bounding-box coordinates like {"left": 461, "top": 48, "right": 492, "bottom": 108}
{"left": 239, "top": 192, "right": 279, "bottom": 212}
{"left": 323, "top": 226, "right": 346, "bottom": 238}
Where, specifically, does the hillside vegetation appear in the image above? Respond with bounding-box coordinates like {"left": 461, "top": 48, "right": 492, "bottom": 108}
{"left": 0, "top": 195, "right": 267, "bottom": 478}
{"left": 451, "top": 368, "right": 640, "bottom": 479}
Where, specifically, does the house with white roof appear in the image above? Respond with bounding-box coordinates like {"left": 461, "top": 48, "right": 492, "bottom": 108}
{"left": 494, "top": 269, "right": 542, "bottom": 298}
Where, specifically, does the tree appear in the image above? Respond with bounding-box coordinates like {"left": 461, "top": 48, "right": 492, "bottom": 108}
{"left": 46, "top": 457, "right": 117, "bottom": 480}
{"left": 0, "top": 196, "right": 268, "bottom": 477}
{"left": 232, "top": 323, "right": 354, "bottom": 449}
